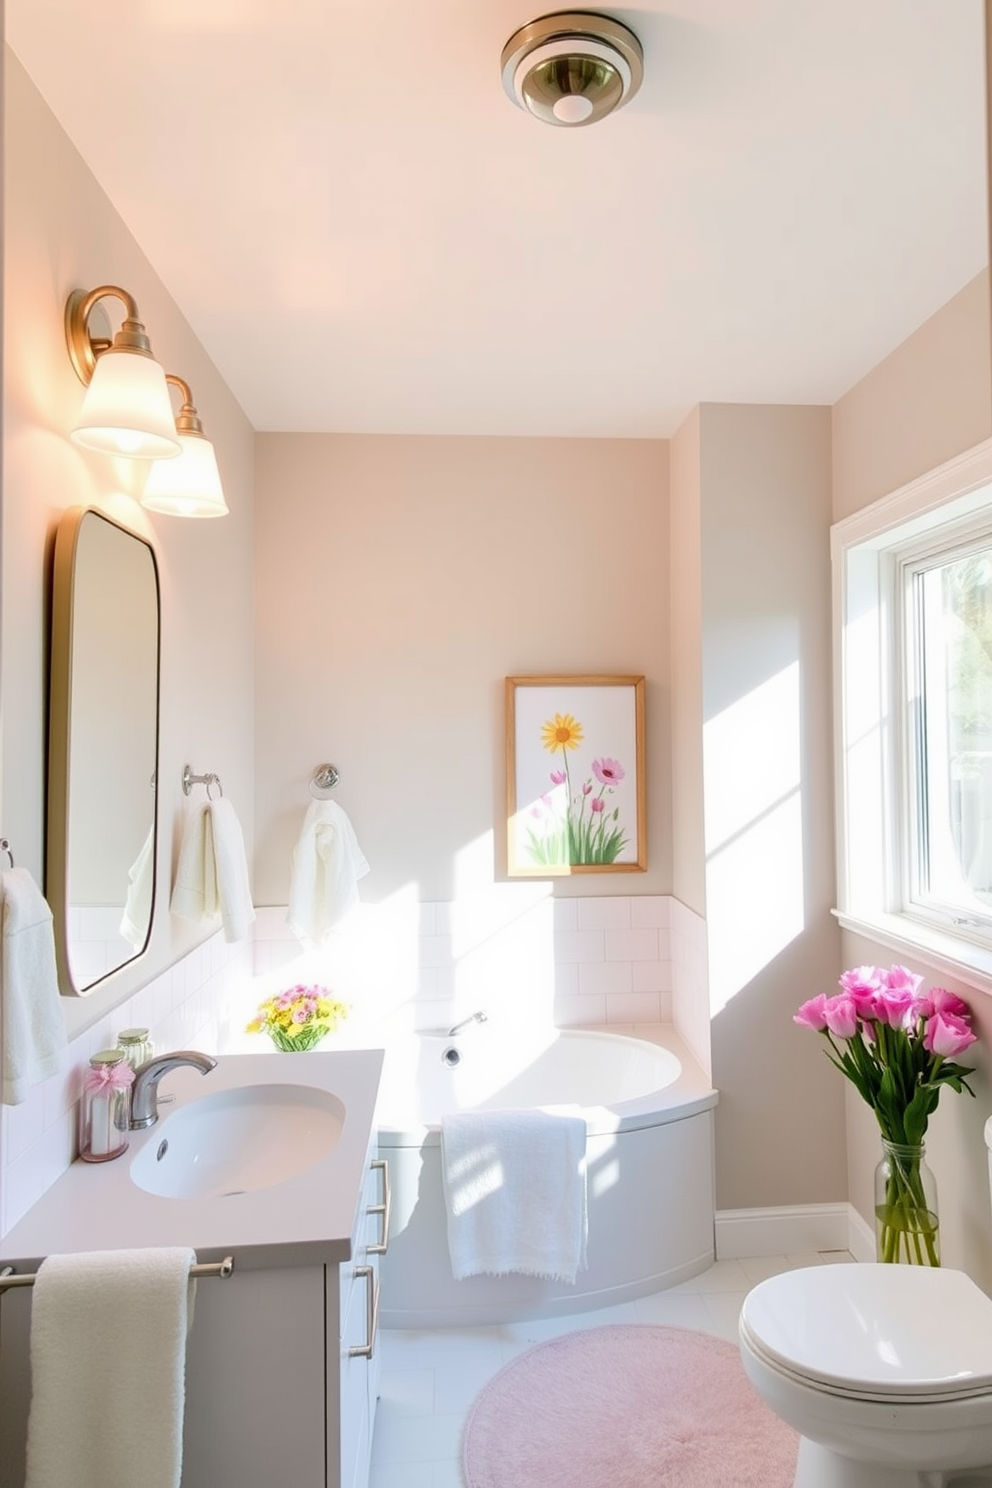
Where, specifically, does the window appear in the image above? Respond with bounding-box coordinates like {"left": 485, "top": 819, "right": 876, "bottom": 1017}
{"left": 834, "top": 439, "right": 992, "bottom": 984}
{"left": 902, "top": 528, "right": 992, "bottom": 933}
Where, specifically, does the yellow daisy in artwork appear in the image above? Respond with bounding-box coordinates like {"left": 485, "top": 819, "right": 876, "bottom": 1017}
{"left": 541, "top": 713, "right": 584, "bottom": 754}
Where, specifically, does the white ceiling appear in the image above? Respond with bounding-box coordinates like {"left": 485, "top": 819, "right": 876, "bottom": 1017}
{"left": 7, "top": 1, "right": 988, "bottom": 438}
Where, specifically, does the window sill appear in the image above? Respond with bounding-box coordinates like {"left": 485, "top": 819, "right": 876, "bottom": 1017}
{"left": 833, "top": 908, "right": 992, "bottom": 999}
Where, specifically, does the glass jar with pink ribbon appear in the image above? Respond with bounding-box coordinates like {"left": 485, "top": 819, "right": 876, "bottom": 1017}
{"left": 80, "top": 1049, "right": 135, "bottom": 1162}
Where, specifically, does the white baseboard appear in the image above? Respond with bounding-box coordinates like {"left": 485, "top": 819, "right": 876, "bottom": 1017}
{"left": 716, "top": 1202, "right": 874, "bottom": 1261}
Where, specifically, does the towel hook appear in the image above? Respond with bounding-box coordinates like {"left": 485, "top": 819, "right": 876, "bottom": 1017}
{"left": 0, "top": 838, "right": 13, "bottom": 868}
{"left": 309, "top": 763, "right": 340, "bottom": 797}
{"left": 182, "top": 764, "right": 224, "bottom": 800}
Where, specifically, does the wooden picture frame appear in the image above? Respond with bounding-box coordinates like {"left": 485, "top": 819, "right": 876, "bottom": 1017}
{"left": 505, "top": 674, "right": 646, "bottom": 876}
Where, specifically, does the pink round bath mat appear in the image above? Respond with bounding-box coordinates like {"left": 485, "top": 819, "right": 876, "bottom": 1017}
{"left": 463, "top": 1323, "right": 798, "bottom": 1488}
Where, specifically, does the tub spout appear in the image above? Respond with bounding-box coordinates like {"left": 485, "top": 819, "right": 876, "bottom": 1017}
{"left": 129, "top": 1050, "right": 217, "bottom": 1129}
{"left": 447, "top": 1010, "right": 488, "bottom": 1037}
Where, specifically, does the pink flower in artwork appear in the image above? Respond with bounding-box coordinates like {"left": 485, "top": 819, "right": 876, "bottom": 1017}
{"left": 591, "top": 797, "right": 605, "bottom": 814}
{"left": 592, "top": 757, "right": 625, "bottom": 785}
{"left": 581, "top": 782, "right": 592, "bottom": 795}
{"left": 550, "top": 770, "right": 567, "bottom": 785}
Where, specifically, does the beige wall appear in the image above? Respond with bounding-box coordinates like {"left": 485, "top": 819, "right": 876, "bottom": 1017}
{"left": 3, "top": 53, "right": 256, "bottom": 1040}
{"left": 669, "top": 407, "right": 706, "bottom": 917}
{"left": 832, "top": 265, "right": 992, "bottom": 1284}
{"left": 697, "top": 404, "right": 846, "bottom": 1209}
{"left": 253, "top": 433, "right": 671, "bottom": 906}
{"left": 832, "top": 271, "right": 991, "bottom": 521}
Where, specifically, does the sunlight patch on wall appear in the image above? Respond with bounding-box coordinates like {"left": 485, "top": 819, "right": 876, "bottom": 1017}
{"left": 451, "top": 832, "right": 556, "bottom": 1026}
{"left": 704, "top": 662, "right": 805, "bottom": 1014}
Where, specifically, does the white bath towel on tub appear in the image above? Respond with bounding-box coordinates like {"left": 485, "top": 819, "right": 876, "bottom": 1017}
{"left": 25, "top": 1246, "right": 197, "bottom": 1488}
{"left": 440, "top": 1107, "right": 588, "bottom": 1284}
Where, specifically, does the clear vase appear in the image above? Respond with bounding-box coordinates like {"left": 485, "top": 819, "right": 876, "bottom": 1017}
{"left": 874, "top": 1139, "right": 940, "bottom": 1266}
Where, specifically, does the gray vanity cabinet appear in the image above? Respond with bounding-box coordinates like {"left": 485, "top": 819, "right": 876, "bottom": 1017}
{"left": 0, "top": 1151, "right": 387, "bottom": 1488}
{"left": 182, "top": 1151, "right": 386, "bottom": 1488}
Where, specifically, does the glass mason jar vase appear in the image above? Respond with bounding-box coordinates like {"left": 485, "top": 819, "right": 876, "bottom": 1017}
{"left": 874, "top": 1138, "right": 940, "bottom": 1266}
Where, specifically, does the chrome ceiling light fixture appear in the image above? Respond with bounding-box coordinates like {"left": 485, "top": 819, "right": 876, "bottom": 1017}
{"left": 501, "top": 11, "right": 643, "bottom": 128}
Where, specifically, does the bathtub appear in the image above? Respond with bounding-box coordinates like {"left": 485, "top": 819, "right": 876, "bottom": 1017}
{"left": 375, "top": 1024, "right": 718, "bottom": 1327}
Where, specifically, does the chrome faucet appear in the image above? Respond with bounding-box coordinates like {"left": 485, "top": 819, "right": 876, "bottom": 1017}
{"left": 447, "top": 1010, "right": 488, "bottom": 1037}
{"left": 129, "top": 1050, "right": 217, "bottom": 1129}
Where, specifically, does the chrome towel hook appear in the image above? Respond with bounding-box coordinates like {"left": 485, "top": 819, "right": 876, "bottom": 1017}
{"left": 182, "top": 764, "right": 224, "bottom": 800}
{"left": 0, "top": 838, "right": 13, "bottom": 868}
{"left": 309, "top": 763, "right": 340, "bottom": 798}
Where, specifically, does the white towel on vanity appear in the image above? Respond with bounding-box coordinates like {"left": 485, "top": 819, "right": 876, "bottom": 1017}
{"left": 25, "top": 1246, "right": 197, "bottom": 1488}
{"left": 287, "top": 799, "right": 370, "bottom": 946}
{"left": 0, "top": 867, "right": 66, "bottom": 1106}
{"left": 170, "top": 799, "right": 254, "bottom": 943}
{"left": 440, "top": 1107, "right": 588, "bottom": 1284}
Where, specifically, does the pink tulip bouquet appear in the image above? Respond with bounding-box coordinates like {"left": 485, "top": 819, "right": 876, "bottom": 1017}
{"left": 794, "top": 965, "right": 978, "bottom": 1146}
{"left": 795, "top": 965, "right": 978, "bottom": 1264}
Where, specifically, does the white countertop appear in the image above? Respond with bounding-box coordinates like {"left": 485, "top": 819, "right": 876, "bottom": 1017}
{"left": 0, "top": 1048, "right": 384, "bottom": 1274}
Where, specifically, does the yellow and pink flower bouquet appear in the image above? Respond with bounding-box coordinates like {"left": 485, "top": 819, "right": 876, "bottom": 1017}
{"left": 247, "top": 983, "right": 348, "bottom": 1052}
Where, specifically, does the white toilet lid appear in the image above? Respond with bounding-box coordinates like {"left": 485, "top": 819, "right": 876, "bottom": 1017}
{"left": 740, "top": 1265, "right": 992, "bottom": 1401}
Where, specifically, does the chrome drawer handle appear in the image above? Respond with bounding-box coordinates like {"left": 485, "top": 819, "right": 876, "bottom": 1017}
{"left": 348, "top": 1265, "right": 379, "bottom": 1359}
{"left": 367, "top": 1157, "right": 390, "bottom": 1255}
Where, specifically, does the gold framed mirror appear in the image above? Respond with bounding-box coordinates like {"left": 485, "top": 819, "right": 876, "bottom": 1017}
{"left": 47, "top": 508, "right": 160, "bottom": 995}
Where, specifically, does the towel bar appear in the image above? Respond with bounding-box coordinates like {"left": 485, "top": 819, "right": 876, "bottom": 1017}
{"left": 0, "top": 1254, "right": 235, "bottom": 1291}
{"left": 182, "top": 764, "right": 223, "bottom": 799}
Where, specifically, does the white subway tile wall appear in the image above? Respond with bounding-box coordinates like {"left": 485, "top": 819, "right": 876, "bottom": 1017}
{"left": 251, "top": 893, "right": 707, "bottom": 1049}
{"left": 0, "top": 895, "right": 710, "bottom": 1240}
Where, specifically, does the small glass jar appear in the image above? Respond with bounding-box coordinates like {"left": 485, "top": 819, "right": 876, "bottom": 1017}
{"left": 80, "top": 1050, "right": 133, "bottom": 1163}
{"left": 116, "top": 1027, "right": 153, "bottom": 1071}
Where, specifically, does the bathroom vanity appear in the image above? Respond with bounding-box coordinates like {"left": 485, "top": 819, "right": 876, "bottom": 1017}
{"left": 0, "top": 1048, "right": 386, "bottom": 1488}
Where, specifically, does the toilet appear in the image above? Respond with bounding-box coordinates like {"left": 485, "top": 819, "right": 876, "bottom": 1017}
{"left": 739, "top": 1262, "right": 992, "bottom": 1488}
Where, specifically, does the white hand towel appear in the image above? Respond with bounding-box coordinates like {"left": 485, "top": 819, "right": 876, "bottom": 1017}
{"left": 0, "top": 867, "right": 67, "bottom": 1106}
{"left": 25, "top": 1247, "right": 196, "bottom": 1488}
{"left": 440, "top": 1107, "right": 588, "bottom": 1284}
{"left": 207, "top": 797, "right": 255, "bottom": 943}
{"left": 170, "top": 801, "right": 214, "bottom": 924}
{"left": 170, "top": 800, "right": 254, "bottom": 944}
{"left": 119, "top": 823, "right": 155, "bottom": 948}
{"left": 287, "top": 799, "right": 370, "bottom": 946}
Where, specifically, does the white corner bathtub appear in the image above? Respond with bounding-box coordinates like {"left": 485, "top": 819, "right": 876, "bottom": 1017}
{"left": 375, "top": 1025, "right": 718, "bottom": 1327}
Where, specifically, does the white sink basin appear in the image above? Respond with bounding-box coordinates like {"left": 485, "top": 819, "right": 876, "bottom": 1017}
{"left": 130, "top": 1083, "right": 346, "bottom": 1199}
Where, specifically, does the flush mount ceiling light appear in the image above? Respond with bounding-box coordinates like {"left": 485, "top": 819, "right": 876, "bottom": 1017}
{"left": 141, "top": 375, "right": 229, "bottom": 518}
{"left": 501, "top": 11, "right": 643, "bottom": 128}
{"left": 65, "top": 285, "right": 182, "bottom": 459}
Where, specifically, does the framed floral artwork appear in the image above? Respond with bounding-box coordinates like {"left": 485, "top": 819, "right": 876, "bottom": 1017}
{"left": 505, "top": 675, "right": 646, "bottom": 876}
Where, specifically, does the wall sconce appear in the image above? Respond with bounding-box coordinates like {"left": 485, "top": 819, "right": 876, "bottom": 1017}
{"left": 65, "top": 285, "right": 182, "bottom": 459}
{"left": 140, "top": 375, "right": 229, "bottom": 519}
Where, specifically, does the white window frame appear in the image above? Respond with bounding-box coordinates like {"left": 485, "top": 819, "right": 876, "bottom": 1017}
{"left": 833, "top": 436, "right": 992, "bottom": 993}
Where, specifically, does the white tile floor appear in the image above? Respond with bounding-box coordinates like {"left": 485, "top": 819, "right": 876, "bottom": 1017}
{"left": 368, "top": 1250, "right": 855, "bottom": 1488}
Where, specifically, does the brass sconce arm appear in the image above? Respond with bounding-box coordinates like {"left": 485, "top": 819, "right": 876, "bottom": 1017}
{"left": 65, "top": 284, "right": 159, "bottom": 385}
{"left": 164, "top": 373, "right": 207, "bottom": 438}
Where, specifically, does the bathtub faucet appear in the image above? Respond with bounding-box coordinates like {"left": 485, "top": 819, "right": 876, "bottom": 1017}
{"left": 447, "top": 1010, "right": 488, "bottom": 1037}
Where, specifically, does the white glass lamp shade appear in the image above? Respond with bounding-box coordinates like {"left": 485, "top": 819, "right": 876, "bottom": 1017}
{"left": 71, "top": 351, "right": 183, "bottom": 460}
{"left": 141, "top": 433, "right": 229, "bottom": 518}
